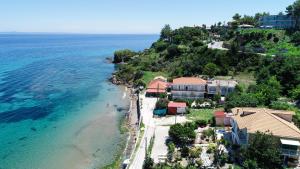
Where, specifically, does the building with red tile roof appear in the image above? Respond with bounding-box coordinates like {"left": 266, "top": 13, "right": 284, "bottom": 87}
{"left": 171, "top": 77, "right": 206, "bottom": 99}
{"left": 168, "top": 102, "right": 187, "bottom": 115}
{"left": 146, "top": 79, "right": 169, "bottom": 97}
{"left": 173, "top": 77, "right": 206, "bottom": 85}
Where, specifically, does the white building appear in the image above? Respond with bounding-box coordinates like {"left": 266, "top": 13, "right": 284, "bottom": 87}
{"left": 230, "top": 107, "right": 300, "bottom": 167}
{"left": 171, "top": 77, "right": 206, "bottom": 99}
{"left": 207, "top": 80, "right": 237, "bottom": 96}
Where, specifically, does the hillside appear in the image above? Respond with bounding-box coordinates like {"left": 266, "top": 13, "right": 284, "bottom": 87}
{"left": 112, "top": 25, "right": 300, "bottom": 127}
{"left": 113, "top": 26, "right": 261, "bottom": 87}
{"left": 224, "top": 28, "right": 300, "bottom": 57}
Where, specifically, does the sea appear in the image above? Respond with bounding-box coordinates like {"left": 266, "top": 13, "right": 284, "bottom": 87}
{"left": 0, "top": 33, "right": 158, "bottom": 169}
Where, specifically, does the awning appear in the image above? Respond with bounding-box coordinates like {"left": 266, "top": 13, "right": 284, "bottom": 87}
{"left": 281, "top": 139, "right": 300, "bottom": 146}
{"left": 146, "top": 89, "right": 165, "bottom": 93}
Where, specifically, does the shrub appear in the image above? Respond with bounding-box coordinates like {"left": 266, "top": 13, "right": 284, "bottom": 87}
{"left": 155, "top": 98, "right": 169, "bottom": 109}
{"left": 143, "top": 156, "right": 154, "bottom": 169}
{"left": 195, "top": 119, "right": 207, "bottom": 127}
{"left": 269, "top": 101, "right": 293, "bottom": 110}
{"left": 167, "top": 44, "right": 180, "bottom": 58}
{"left": 189, "top": 147, "right": 202, "bottom": 159}
{"left": 153, "top": 41, "right": 169, "bottom": 52}
{"left": 206, "top": 143, "right": 216, "bottom": 154}
{"left": 167, "top": 142, "right": 176, "bottom": 161}
{"left": 181, "top": 146, "right": 189, "bottom": 158}
{"left": 202, "top": 128, "right": 214, "bottom": 138}
{"left": 113, "top": 49, "right": 136, "bottom": 63}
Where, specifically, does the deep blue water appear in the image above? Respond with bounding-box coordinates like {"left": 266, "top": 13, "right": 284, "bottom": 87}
{"left": 0, "top": 34, "right": 158, "bottom": 169}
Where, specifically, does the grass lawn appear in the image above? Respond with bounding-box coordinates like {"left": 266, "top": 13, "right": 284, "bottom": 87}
{"left": 234, "top": 72, "right": 256, "bottom": 90}
{"left": 142, "top": 71, "right": 168, "bottom": 86}
{"left": 187, "top": 109, "right": 214, "bottom": 122}
{"left": 215, "top": 71, "right": 256, "bottom": 90}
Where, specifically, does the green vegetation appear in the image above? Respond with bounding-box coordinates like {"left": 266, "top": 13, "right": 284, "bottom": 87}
{"left": 286, "top": 0, "right": 300, "bottom": 29}
{"left": 187, "top": 109, "right": 214, "bottom": 122}
{"left": 113, "top": 49, "right": 137, "bottom": 63}
{"left": 241, "top": 131, "right": 283, "bottom": 169}
{"left": 155, "top": 98, "right": 169, "bottom": 109}
{"left": 102, "top": 116, "right": 130, "bottom": 169}
{"left": 228, "top": 28, "right": 300, "bottom": 57}
{"left": 114, "top": 1, "right": 300, "bottom": 168}
{"left": 215, "top": 72, "right": 256, "bottom": 90}
{"left": 168, "top": 122, "right": 196, "bottom": 146}
{"left": 142, "top": 71, "right": 168, "bottom": 86}
{"left": 113, "top": 25, "right": 264, "bottom": 86}
{"left": 101, "top": 135, "right": 127, "bottom": 169}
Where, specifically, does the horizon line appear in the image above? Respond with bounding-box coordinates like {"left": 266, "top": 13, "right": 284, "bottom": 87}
{"left": 0, "top": 31, "right": 160, "bottom": 35}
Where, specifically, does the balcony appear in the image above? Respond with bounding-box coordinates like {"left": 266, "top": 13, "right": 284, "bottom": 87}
{"left": 281, "top": 148, "right": 300, "bottom": 158}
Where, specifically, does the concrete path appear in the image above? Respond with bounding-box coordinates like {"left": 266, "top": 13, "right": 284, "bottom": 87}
{"left": 129, "top": 96, "right": 156, "bottom": 169}
{"left": 151, "top": 126, "right": 169, "bottom": 163}
{"left": 208, "top": 41, "right": 228, "bottom": 50}
{"left": 129, "top": 96, "right": 190, "bottom": 168}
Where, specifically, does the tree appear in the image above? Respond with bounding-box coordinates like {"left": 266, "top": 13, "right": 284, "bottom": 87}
{"left": 167, "top": 44, "right": 180, "bottom": 58}
{"left": 256, "top": 66, "right": 271, "bottom": 84}
{"left": 243, "top": 159, "right": 258, "bottom": 169}
{"left": 233, "top": 13, "right": 241, "bottom": 21}
{"left": 242, "top": 131, "right": 283, "bottom": 169}
{"left": 286, "top": 0, "right": 300, "bottom": 29}
{"left": 225, "top": 93, "right": 260, "bottom": 110}
{"left": 143, "top": 156, "right": 154, "bottom": 169}
{"left": 181, "top": 146, "right": 189, "bottom": 157}
{"left": 161, "top": 24, "right": 172, "bottom": 41}
{"left": 169, "top": 123, "right": 196, "bottom": 146}
{"left": 254, "top": 76, "right": 281, "bottom": 105}
{"left": 113, "top": 49, "right": 136, "bottom": 63}
{"left": 290, "top": 85, "right": 300, "bottom": 100}
{"left": 291, "top": 31, "right": 300, "bottom": 45}
{"left": 203, "top": 63, "right": 220, "bottom": 78}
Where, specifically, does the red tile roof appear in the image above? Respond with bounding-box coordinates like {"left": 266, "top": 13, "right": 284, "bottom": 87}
{"left": 147, "top": 79, "right": 169, "bottom": 90}
{"left": 173, "top": 77, "right": 206, "bottom": 85}
{"left": 146, "top": 89, "right": 166, "bottom": 93}
{"left": 168, "top": 102, "right": 187, "bottom": 108}
{"left": 214, "top": 111, "right": 225, "bottom": 118}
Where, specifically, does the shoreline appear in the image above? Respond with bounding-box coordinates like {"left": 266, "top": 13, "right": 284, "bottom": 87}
{"left": 101, "top": 85, "right": 138, "bottom": 169}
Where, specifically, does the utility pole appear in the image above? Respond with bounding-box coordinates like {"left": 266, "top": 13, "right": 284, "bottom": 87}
{"left": 137, "top": 89, "right": 140, "bottom": 121}
{"left": 145, "top": 137, "right": 148, "bottom": 157}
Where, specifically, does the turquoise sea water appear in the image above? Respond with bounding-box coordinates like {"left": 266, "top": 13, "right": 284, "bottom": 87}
{"left": 0, "top": 34, "right": 158, "bottom": 169}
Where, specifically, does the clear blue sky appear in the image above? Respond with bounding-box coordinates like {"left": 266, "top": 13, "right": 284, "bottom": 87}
{"left": 0, "top": 0, "right": 295, "bottom": 34}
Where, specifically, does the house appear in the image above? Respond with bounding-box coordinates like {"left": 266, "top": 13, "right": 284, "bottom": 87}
{"left": 238, "top": 24, "right": 254, "bottom": 29}
{"left": 207, "top": 80, "right": 237, "bottom": 96}
{"left": 259, "top": 15, "right": 299, "bottom": 29}
{"left": 171, "top": 77, "right": 206, "bottom": 99}
{"left": 168, "top": 102, "right": 187, "bottom": 115}
{"left": 214, "top": 111, "right": 232, "bottom": 126}
{"left": 230, "top": 107, "right": 300, "bottom": 166}
{"left": 146, "top": 79, "right": 169, "bottom": 97}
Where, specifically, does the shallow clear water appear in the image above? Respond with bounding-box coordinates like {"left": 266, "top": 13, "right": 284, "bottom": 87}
{"left": 0, "top": 34, "right": 158, "bottom": 169}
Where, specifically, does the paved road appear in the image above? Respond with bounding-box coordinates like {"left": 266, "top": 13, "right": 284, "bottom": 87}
{"left": 129, "top": 96, "right": 156, "bottom": 169}
{"left": 129, "top": 96, "right": 190, "bottom": 168}
{"left": 151, "top": 126, "right": 169, "bottom": 163}
{"left": 208, "top": 41, "right": 228, "bottom": 50}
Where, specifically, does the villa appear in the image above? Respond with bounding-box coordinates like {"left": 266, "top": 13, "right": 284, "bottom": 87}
{"left": 230, "top": 107, "right": 300, "bottom": 166}
{"left": 259, "top": 14, "right": 300, "bottom": 29}
{"left": 207, "top": 80, "right": 237, "bottom": 96}
{"left": 146, "top": 79, "right": 169, "bottom": 97}
{"left": 171, "top": 77, "right": 206, "bottom": 99}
